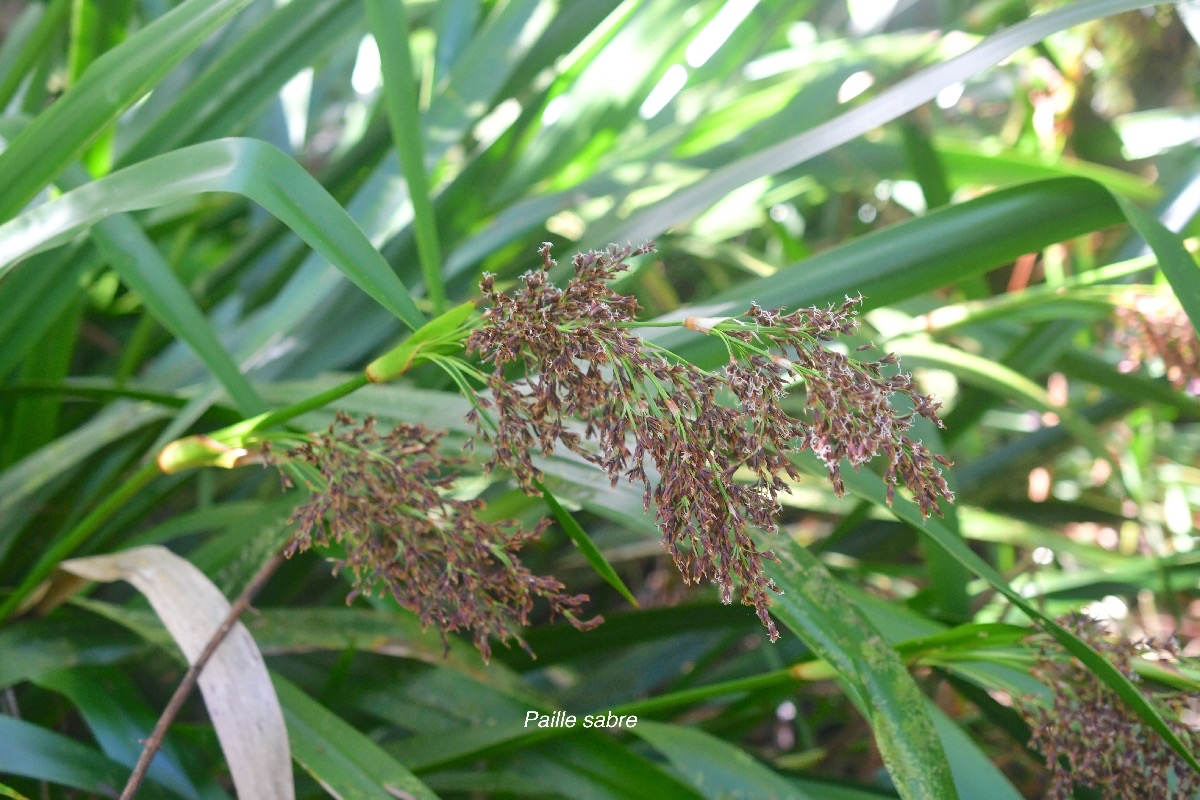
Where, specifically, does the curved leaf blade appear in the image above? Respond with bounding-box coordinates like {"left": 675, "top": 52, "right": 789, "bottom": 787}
{"left": 0, "top": 138, "right": 425, "bottom": 330}
{"left": 654, "top": 176, "right": 1126, "bottom": 363}
{"left": 1114, "top": 194, "right": 1200, "bottom": 332}
{"left": 272, "top": 674, "right": 439, "bottom": 800}
{"left": 366, "top": 0, "right": 446, "bottom": 313}
{"left": 0, "top": 715, "right": 178, "bottom": 799}
{"left": 0, "top": 0, "right": 256, "bottom": 220}
{"left": 796, "top": 451, "right": 1200, "bottom": 776}
{"left": 635, "top": 720, "right": 820, "bottom": 800}
{"left": 538, "top": 479, "right": 640, "bottom": 608}
{"left": 55, "top": 546, "right": 294, "bottom": 800}
{"left": 63, "top": 160, "right": 264, "bottom": 414}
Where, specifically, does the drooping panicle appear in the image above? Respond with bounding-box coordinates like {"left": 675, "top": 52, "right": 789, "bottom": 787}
{"left": 273, "top": 413, "right": 599, "bottom": 661}
{"left": 467, "top": 244, "right": 954, "bottom": 641}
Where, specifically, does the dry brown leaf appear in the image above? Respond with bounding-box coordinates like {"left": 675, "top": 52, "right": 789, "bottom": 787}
{"left": 57, "top": 545, "right": 293, "bottom": 799}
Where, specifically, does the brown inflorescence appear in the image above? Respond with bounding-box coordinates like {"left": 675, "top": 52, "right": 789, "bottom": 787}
{"left": 1021, "top": 613, "right": 1200, "bottom": 800}
{"left": 1113, "top": 289, "right": 1200, "bottom": 394}
{"left": 466, "top": 243, "right": 953, "bottom": 640}
{"left": 277, "top": 413, "right": 600, "bottom": 661}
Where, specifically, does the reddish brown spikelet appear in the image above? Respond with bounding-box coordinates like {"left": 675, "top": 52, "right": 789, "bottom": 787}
{"left": 277, "top": 413, "right": 599, "bottom": 661}
{"left": 467, "top": 244, "right": 953, "bottom": 641}
{"left": 1020, "top": 614, "right": 1200, "bottom": 800}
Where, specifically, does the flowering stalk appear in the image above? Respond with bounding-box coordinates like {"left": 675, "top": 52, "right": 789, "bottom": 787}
{"left": 177, "top": 242, "right": 954, "bottom": 654}
{"left": 271, "top": 413, "right": 599, "bottom": 661}
{"left": 8, "top": 228, "right": 956, "bottom": 654}
{"left": 466, "top": 242, "right": 954, "bottom": 640}
{"left": 1112, "top": 287, "right": 1200, "bottom": 393}
{"left": 1020, "top": 614, "right": 1200, "bottom": 800}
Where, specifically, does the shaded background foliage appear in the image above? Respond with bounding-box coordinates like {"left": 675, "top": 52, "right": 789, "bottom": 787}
{"left": 2, "top": 0, "right": 1200, "bottom": 798}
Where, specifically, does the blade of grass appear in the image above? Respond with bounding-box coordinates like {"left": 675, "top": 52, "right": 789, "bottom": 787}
{"left": 366, "top": 0, "right": 446, "bottom": 314}
{"left": 900, "top": 121, "right": 951, "bottom": 210}
{"left": 0, "top": 245, "right": 90, "bottom": 388}
{"left": 800, "top": 450, "right": 1200, "bottom": 775}
{"left": 66, "top": 0, "right": 135, "bottom": 174}
{"left": 0, "top": 781, "right": 28, "bottom": 800}
{"left": 36, "top": 665, "right": 200, "bottom": 799}
{"left": 0, "top": 0, "right": 257, "bottom": 220}
{"left": 423, "top": 734, "right": 707, "bottom": 799}
{"left": 1114, "top": 194, "right": 1200, "bottom": 332}
{"left": 272, "top": 673, "right": 439, "bottom": 800}
{"left": 0, "top": 0, "right": 69, "bottom": 109}
{"left": 117, "top": 0, "right": 358, "bottom": 166}
{"left": 0, "top": 138, "right": 425, "bottom": 330}
{"left": 1, "top": 295, "right": 80, "bottom": 468}
{"left": 926, "top": 701, "right": 1025, "bottom": 800}
{"left": 634, "top": 720, "right": 822, "bottom": 800}
{"left": 0, "top": 402, "right": 169, "bottom": 568}
{"left": 611, "top": 0, "right": 1162, "bottom": 243}
{"left": 86, "top": 208, "right": 264, "bottom": 415}
{"left": 0, "top": 609, "right": 144, "bottom": 690}
{"left": 888, "top": 338, "right": 1115, "bottom": 467}
{"left": 536, "top": 479, "right": 640, "bottom": 608}
{"left": 0, "top": 716, "right": 177, "bottom": 799}
{"left": 765, "top": 538, "right": 958, "bottom": 800}
{"left": 652, "top": 176, "right": 1126, "bottom": 365}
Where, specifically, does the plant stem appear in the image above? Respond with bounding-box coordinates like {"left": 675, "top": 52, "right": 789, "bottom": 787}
{"left": 0, "top": 375, "right": 370, "bottom": 621}
{"left": 246, "top": 373, "right": 369, "bottom": 434}
{"left": 120, "top": 548, "right": 287, "bottom": 800}
{"left": 616, "top": 320, "right": 686, "bottom": 329}
{"left": 0, "top": 459, "right": 160, "bottom": 621}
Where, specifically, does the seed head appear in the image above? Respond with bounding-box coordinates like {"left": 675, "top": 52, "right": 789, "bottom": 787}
{"left": 1020, "top": 613, "right": 1200, "bottom": 799}
{"left": 272, "top": 413, "right": 599, "bottom": 661}
{"left": 467, "top": 244, "right": 954, "bottom": 640}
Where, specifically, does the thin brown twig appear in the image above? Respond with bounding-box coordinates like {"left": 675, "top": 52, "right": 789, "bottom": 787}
{"left": 120, "top": 548, "right": 287, "bottom": 800}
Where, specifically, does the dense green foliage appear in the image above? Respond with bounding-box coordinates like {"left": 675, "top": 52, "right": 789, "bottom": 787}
{"left": 3, "top": 1, "right": 1200, "bottom": 798}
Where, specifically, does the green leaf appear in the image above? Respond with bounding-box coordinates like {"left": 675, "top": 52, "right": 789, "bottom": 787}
{"left": 0, "top": 401, "right": 170, "bottom": 566}
{"left": 926, "top": 702, "right": 1025, "bottom": 800}
{"left": 1114, "top": 194, "right": 1200, "bottom": 334}
{"left": 366, "top": 0, "right": 446, "bottom": 314}
{"left": 0, "top": 0, "right": 68, "bottom": 110}
{"left": 0, "top": 138, "right": 425, "bottom": 331}
{"left": 0, "top": 780, "right": 30, "bottom": 800}
{"left": 0, "top": 715, "right": 178, "bottom": 799}
{"left": 0, "top": 244, "right": 90, "bottom": 382}
{"left": 635, "top": 719, "right": 821, "bottom": 800}
{"left": 611, "top": 0, "right": 1163, "bottom": 243}
{"left": 36, "top": 665, "right": 201, "bottom": 799}
{"left": 81, "top": 184, "right": 265, "bottom": 416}
{"left": 273, "top": 673, "right": 440, "bottom": 800}
{"left": 888, "top": 339, "right": 1114, "bottom": 467}
{"left": 537, "top": 479, "right": 640, "bottom": 608}
{"left": 803, "top": 451, "right": 1200, "bottom": 776}
{"left": 424, "top": 734, "right": 706, "bottom": 800}
{"left": 900, "top": 122, "right": 951, "bottom": 210}
{"left": 765, "top": 540, "right": 958, "bottom": 800}
{"left": 0, "top": 609, "right": 143, "bottom": 690}
{"left": 653, "top": 177, "right": 1126, "bottom": 365}
{"left": 0, "top": 0, "right": 257, "bottom": 221}
{"left": 117, "top": 0, "right": 359, "bottom": 165}
{"left": 895, "top": 623, "right": 1032, "bottom": 661}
